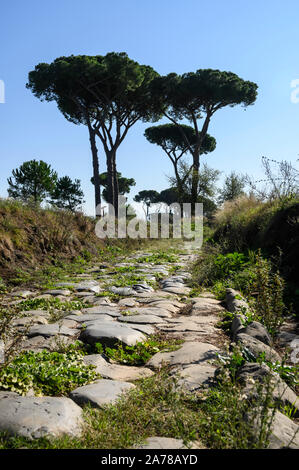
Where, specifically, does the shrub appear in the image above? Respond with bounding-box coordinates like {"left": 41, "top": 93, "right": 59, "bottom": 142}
{"left": 253, "top": 251, "right": 286, "bottom": 337}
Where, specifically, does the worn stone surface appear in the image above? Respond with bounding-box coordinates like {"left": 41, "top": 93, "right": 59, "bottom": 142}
{"left": 135, "top": 436, "right": 201, "bottom": 449}
{"left": 126, "top": 323, "right": 156, "bottom": 335}
{"left": 0, "top": 340, "right": 4, "bottom": 363}
{"left": 145, "top": 301, "right": 181, "bottom": 313}
{"left": 124, "top": 307, "right": 172, "bottom": 318}
{"left": 65, "top": 313, "right": 115, "bottom": 323}
{"left": 83, "top": 354, "right": 154, "bottom": 381}
{"left": 19, "top": 309, "right": 51, "bottom": 318}
{"left": 268, "top": 411, "right": 299, "bottom": 449}
{"left": 109, "top": 286, "right": 135, "bottom": 296}
{"left": 147, "top": 342, "right": 219, "bottom": 369}
{"left": 44, "top": 289, "right": 72, "bottom": 296}
{"left": 237, "top": 363, "right": 299, "bottom": 415}
{"left": 69, "top": 379, "right": 135, "bottom": 408}
{"left": 226, "top": 288, "right": 249, "bottom": 313}
{"left": 175, "top": 363, "right": 217, "bottom": 390}
{"left": 118, "top": 298, "right": 139, "bottom": 307}
{"left": 192, "top": 298, "right": 224, "bottom": 314}
{"left": 73, "top": 281, "right": 101, "bottom": 294}
{"left": 118, "top": 314, "right": 166, "bottom": 325}
{"left": 161, "top": 286, "right": 191, "bottom": 295}
{"left": 81, "top": 306, "right": 121, "bottom": 317}
{"left": 12, "top": 316, "right": 48, "bottom": 327}
{"left": 158, "top": 320, "right": 216, "bottom": 335}
{"left": 236, "top": 333, "right": 281, "bottom": 362}
{"left": 10, "top": 290, "right": 34, "bottom": 298}
{"left": 231, "top": 314, "right": 246, "bottom": 337}
{"left": 27, "top": 324, "right": 79, "bottom": 338}
{"left": 80, "top": 322, "right": 146, "bottom": 347}
{"left": 0, "top": 396, "right": 83, "bottom": 439}
{"left": 238, "top": 321, "right": 271, "bottom": 346}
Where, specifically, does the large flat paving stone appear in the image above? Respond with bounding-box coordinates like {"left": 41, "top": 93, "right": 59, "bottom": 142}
{"left": 12, "top": 316, "right": 48, "bottom": 327}
{"left": 69, "top": 379, "right": 135, "bottom": 408}
{"left": 124, "top": 307, "right": 172, "bottom": 318}
{"left": 126, "top": 324, "right": 156, "bottom": 335}
{"left": 147, "top": 342, "right": 219, "bottom": 369}
{"left": 174, "top": 363, "right": 217, "bottom": 390}
{"left": 73, "top": 281, "right": 101, "bottom": 294}
{"left": 158, "top": 321, "right": 216, "bottom": 335}
{"left": 44, "top": 289, "right": 72, "bottom": 296}
{"left": 162, "top": 286, "right": 191, "bottom": 295}
{"left": 83, "top": 354, "right": 154, "bottom": 381}
{"left": 65, "top": 313, "right": 115, "bottom": 323}
{"left": 79, "top": 322, "right": 146, "bottom": 347}
{"left": 118, "top": 298, "right": 139, "bottom": 307}
{"left": 81, "top": 306, "right": 121, "bottom": 317}
{"left": 27, "top": 324, "right": 79, "bottom": 338}
{"left": 0, "top": 395, "right": 83, "bottom": 439}
{"left": 118, "top": 314, "right": 166, "bottom": 325}
{"left": 145, "top": 301, "right": 182, "bottom": 313}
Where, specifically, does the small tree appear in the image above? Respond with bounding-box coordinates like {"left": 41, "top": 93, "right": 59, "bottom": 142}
{"left": 144, "top": 123, "right": 216, "bottom": 202}
{"left": 168, "top": 161, "right": 220, "bottom": 217}
{"left": 7, "top": 160, "right": 57, "bottom": 205}
{"left": 91, "top": 172, "right": 136, "bottom": 204}
{"left": 133, "top": 190, "right": 160, "bottom": 218}
{"left": 157, "top": 187, "right": 179, "bottom": 206}
{"left": 49, "top": 176, "right": 85, "bottom": 211}
{"left": 218, "top": 171, "right": 246, "bottom": 204}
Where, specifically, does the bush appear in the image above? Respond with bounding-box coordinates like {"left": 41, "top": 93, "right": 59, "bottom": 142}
{"left": 253, "top": 251, "right": 286, "bottom": 337}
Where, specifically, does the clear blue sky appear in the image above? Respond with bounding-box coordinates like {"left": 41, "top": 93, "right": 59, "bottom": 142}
{"left": 1, "top": 0, "right": 299, "bottom": 215}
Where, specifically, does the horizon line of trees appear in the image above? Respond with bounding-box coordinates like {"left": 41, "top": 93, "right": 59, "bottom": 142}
{"left": 4, "top": 155, "right": 299, "bottom": 218}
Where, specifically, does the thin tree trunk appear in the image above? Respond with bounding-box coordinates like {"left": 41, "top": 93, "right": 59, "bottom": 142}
{"left": 87, "top": 119, "right": 101, "bottom": 217}
{"left": 173, "top": 162, "right": 185, "bottom": 203}
{"left": 190, "top": 112, "right": 212, "bottom": 213}
{"left": 112, "top": 153, "right": 119, "bottom": 216}
{"left": 106, "top": 151, "right": 115, "bottom": 212}
{"left": 191, "top": 160, "right": 200, "bottom": 211}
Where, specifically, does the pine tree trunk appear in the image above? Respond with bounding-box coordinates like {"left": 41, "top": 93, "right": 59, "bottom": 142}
{"left": 112, "top": 153, "right": 119, "bottom": 216}
{"left": 87, "top": 120, "right": 101, "bottom": 217}
{"left": 106, "top": 151, "right": 115, "bottom": 213}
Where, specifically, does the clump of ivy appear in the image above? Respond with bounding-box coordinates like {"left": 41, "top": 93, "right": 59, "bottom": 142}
{"left": 0, "top": 350, "right": 99, "bottom": 396}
